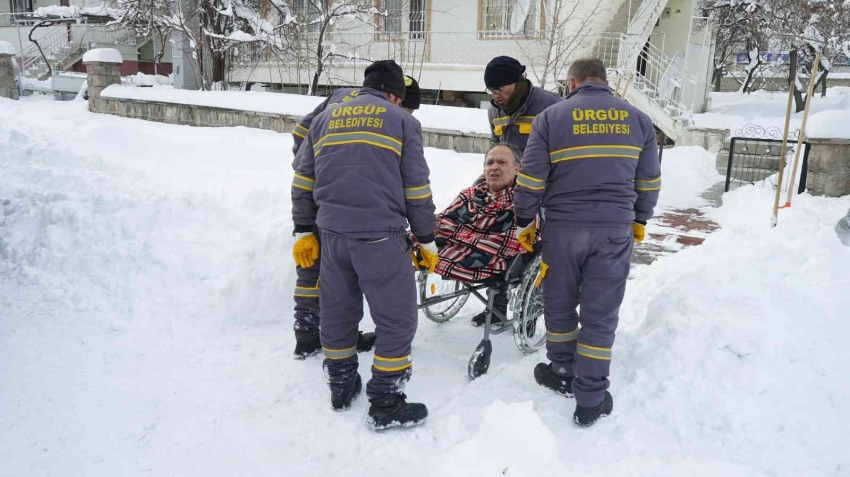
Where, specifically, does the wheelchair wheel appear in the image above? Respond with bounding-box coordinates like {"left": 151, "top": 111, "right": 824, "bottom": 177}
{"left": 513, "top": 255, "right": 547, "bottom": 354}
{"left": 418, "top": 270, "right": 470, "bottom": 323}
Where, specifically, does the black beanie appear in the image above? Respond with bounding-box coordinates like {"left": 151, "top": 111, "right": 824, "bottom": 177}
{"left": 401, "top": 75, "right": 421, "bottom": 110}
{"left": 484, "top": 56, "right": 526, "bottom": 89}
{"left": 363, "top": 60, "right": 406, "bottom": 100}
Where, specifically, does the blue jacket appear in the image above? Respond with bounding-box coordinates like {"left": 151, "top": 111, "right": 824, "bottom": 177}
{"left": 291, "top": 88, "right": 436, "bottom": 241}
{"left": 514, "top": 82, "right": 661, "bottom": 226}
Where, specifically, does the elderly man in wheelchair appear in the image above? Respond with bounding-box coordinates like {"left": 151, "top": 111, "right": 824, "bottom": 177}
{"left": 412, "top": 144, "right": 545, "bottom": 378}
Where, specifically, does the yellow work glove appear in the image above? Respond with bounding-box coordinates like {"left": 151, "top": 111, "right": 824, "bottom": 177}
{"left": 418, "top": 241, "right": 439, "bottom": 274}
{"left": 292, "top": 232, "right": 319, "bottom": 268}
{"left": 632, "top": 222, "right": 646, "bottom": 244}
{"left": 533, "top": 261, "right": 549, "bottom": 287}
{"left": 516, "top": 223, "right": 536, "bottom": 252}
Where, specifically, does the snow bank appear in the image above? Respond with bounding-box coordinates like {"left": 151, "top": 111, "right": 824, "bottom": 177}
{"left": 694, "top": 87, "right": 850, "bottom": 134}
{"left": 100, "top": 85, "right": 492, "bottom": 135}
{"left": 2, "top": 97, "right": 848, "bottom": 477}
{"left": 33, "top": 4, "right": 116, "bottom": 18}
{"left": 0, "top": 41, "right": 15, "bottom": 56}
{"left": 806, "top": 110, "right": 850, "bottom": 139}
{"left": 82, "top": 48, "right": 123, "bottom": 64}
{"left": 129, "top": 72, "right": 172, "bottom": 87}
{"left": 655, "top": 146, "right": 724, "bottom": 209}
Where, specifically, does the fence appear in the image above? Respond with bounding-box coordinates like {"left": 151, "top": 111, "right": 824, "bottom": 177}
{"left": 723, "top": 130, "right": 810, "bottom": 193}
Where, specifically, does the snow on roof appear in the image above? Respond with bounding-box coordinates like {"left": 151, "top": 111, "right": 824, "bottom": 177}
{"left": 83, "top": 48, "right": 123, "bottom": 64}
{"left": 807, "top": 110, "right": 850, "bottom": 139}
{"left": 0, "top": 41, "right": 15, "bottom": 56}
{"left": 99, "top": 86, "right": 492, "bottom": 135}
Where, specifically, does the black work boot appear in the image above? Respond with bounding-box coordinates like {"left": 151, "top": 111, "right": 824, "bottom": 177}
{"left": 293, "top": 337, "right": 321, "bottom": 360}
{"left": 471, "top": 290, "right": 509, "bottom": 328}
{"left": 367, "top": 394, "right": 428, "bottom": 430}
{"left": 573, "top": 391, "right": 614, "bottom": 427}
{"left": 356, "top": 331, "right": 376, "bottom": 353}
{"left": 331, "top": 374, "right": 362, "bottom": 411}
{"left": 534, "top": 363, "right": 574, "bottom": 397}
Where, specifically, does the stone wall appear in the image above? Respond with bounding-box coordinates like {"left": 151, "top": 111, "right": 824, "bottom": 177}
{"left": 805, "top": 138, "right": 850, "bottom": 197}
{"left": 0, "top": 53, "right": 19, "bottom": 101}
{"left": 680, "top": 127, "right": 729, "bottom": 153}
{"left": 84, "top": 61, "right": 122, "bottom": 111}
{"left": 90, "top": 92, "right": 493, "bottom": 154}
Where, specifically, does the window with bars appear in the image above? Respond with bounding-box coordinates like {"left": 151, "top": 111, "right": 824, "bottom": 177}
{"left": 481, "top": 0, "right": 540, "bottom": 37}
{"left": 409, "top": 0, "right": 426, "bottom": 39}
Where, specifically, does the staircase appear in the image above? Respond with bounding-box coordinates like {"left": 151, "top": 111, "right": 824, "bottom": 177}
{"left": 587, "top": 0, "right": 696, "bottom": 142}
{"left": 20, "top": 25, "right": 85, "bottom": 82}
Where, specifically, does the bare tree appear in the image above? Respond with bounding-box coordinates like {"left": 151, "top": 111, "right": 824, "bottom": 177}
{"left": 516, "top": 0, "right": 601, "bottom": 91}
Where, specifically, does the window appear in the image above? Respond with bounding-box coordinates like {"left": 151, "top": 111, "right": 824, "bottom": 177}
{"left": 481, "top": 0, "right": 539, "bottom": 37}
{"left": 377, "top": 0, "right": 403, "bottom": 34}
{"left": 409, "top": 0, "right": 427, "bottom": 39}
{"left": 292, "top": 0, "right": 322, "bottom": 33}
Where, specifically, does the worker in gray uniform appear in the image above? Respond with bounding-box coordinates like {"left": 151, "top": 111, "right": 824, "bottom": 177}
{"left": 513, "top": 57, "right": 661, "bottom": 427}
{"left": 291, "top": 60, "right": 437, "bottom": 429}
{"left": 289, "top": 77, "right": 422, "bottom": 360}
{"left": 485, "top": 55, "right": 562, "bottom": 155}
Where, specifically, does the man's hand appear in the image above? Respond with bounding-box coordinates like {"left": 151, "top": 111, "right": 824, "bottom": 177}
{"left": 293, "top": 232, "right": 320, "bottom": 268}
{"left": 516, "top": 223, "right": 537, "bottom": 252}
{"left": 417, "top": 241, "right": 439, "bottom": 273}
{"left": 632, "top": 222, "right": 646, "bottom": 244}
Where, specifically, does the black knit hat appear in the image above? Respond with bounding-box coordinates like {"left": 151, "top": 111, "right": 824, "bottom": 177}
{"left": 363, "top": 60, "right": 406, "bottom": 100}
{"left": 401, "top": 75, "right": 421, "bottom": 110}
{"left": 484, "top": 56, "right": 526, "bottom": 89}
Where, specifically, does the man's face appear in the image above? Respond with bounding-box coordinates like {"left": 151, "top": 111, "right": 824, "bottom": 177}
{"left": 568, "top": 77, "right": 578, "bottom": 93}
{"left": 489, "top": 82, "right": 516, "bottom": 108}
{"left": 484, "top": 146, "right": 518, "bottom": 193}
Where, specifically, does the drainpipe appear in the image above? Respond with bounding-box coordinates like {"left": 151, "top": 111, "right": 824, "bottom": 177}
{"left": 16, "top": 17, "right": 24, "bottom": 96}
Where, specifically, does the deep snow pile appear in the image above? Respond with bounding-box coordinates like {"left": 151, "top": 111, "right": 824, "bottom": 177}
{"left": 1, "top": 96, "right": 848, "bottom": 477}
{"left": 694, "top": 86, "right": 850, "bottom": 134}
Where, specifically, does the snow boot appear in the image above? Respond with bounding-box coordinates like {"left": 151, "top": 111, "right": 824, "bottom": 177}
{"left": 367, "top": 394, "right": 428, "bottom": 430}
{"left": 331, "top": 374, "right": 362, "bottom": 412}
{"left": 293, "top": 337, "right": 322, "bottom": 360}
{"left": 534, "top": 363, "right": 574, "bottom": 397}
{"left": 471, "top": 290, "right": 508, "bottom": 328}
{"left": 356, "top": 331, "right": 376, "bottom": 353}
{"left": 573, "top": 391, "right": 613, "bottom": 427}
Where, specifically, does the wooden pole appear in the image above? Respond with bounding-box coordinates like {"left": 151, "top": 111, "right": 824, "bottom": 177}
{"left": 771, "top": 82, "right": 797, "bottom": 227}
{"left": 613, "top": 73, "right": 623, "bottom": 98}
{"left": 782, "top": 52, "right": 821, "bottom": 208}
{"left": 620, "top": 72, "right": 634, "bottom": 98}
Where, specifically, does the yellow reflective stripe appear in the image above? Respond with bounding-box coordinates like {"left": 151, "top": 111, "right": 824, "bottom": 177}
{"left": 292, "top": 174, "right": 315, "bottom": 192}
{"left": 515, "top": 115, "right": 535, "bottom": 124}
{"left": 492, "top": 116, "right": 510, "bottom": 126}
{"left": 313, "top": 131, "right": 402, "bottom": 157}
{"left": 636, "top": 176, "right": 662, "bottom": 192}
{"left": 292, "top": 124, "right": 308, "bottom": 139}
{"left": 550, "top": 145, "right": 641, "bottom": 164}
{"left": 373, "top": 354, "right": 412, "bottom": 372}
{"left": 516, "top": 173, "right": 545, "bottom": 191}
{"left": 323, "top": 345, "right": 357, "bottom": 360}
{"left": 547, "top": 327, "right": 579, "bottom": 343}
{"left": 294, "top": 278, "right": 320, "bottom": 298}
{"left": 576, "top": 343, "right": 612, "bottom": 361}
{"left": 405, "top": 183, "right": 432, "bottom": 200}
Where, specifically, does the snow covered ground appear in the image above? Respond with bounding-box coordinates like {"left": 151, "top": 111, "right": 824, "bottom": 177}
{"left": 694, "top": 86, "right": 850, "bottom": 135}
{"left": 2, "top": 96, "right": 849, "bottom": 476}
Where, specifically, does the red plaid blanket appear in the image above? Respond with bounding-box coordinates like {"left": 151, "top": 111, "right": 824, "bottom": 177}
{"left": 433, "top": 182, "right": 528, "bottom": 282}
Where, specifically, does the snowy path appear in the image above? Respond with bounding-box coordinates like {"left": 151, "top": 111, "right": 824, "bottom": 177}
{"left": 2, "top": 97, "right": 849, "bottom": 477}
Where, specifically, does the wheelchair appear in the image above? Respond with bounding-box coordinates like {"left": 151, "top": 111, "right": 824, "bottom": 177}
{"left": 416, "top": 243, "right": 546, "bottom": 379}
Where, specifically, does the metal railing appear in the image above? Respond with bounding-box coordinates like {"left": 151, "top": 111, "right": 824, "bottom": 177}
{"left": 593, "top": 33, "right": 699, "bottom": 117}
